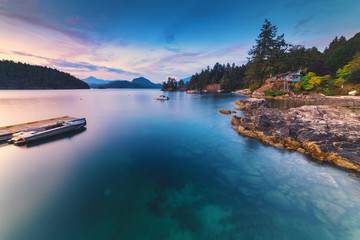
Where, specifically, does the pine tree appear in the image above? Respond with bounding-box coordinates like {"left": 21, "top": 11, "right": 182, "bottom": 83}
{"left": 247, "top": 19, "right": 288, "bottom": 83}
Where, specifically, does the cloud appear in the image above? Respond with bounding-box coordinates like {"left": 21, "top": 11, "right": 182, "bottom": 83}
{"left": 0, "top": 3, "right": 92, "bottom": 44}
{"left": 132, "top": 42, "right": 248, "bottom": 81}
{"left": 65, "top": 15, "right": 92, "bottom": 30}
{"left": 294, "top": 16, "right": 314, "bottom": 30}
{"left": 167, "top": 48, "right": 181, "bottom": 53}
{"left": 11, "top": 51, "right": 140, "bottom": 76}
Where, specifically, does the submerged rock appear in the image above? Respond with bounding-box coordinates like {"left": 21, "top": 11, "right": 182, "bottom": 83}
{"left": 264, "top": 190, "right": 292, "bottom": 210}
{"left": 231, "top": 98, "right": 360, "bottom": 173}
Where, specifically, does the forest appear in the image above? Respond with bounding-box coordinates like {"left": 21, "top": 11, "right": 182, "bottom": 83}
{"left": 183, "top": 19, "right": 360, "bottom": 93}
{"left": 0, "top": 60, "right": 89, "bottom": 89}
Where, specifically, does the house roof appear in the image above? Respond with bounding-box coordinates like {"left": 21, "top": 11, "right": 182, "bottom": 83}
{"left": 273, "top": 70, "right": 303, "bottom": 78}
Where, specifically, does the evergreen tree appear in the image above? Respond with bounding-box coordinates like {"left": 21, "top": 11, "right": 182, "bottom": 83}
{"left": 178, "top": 79, "right": 185, "bottom": 88}
{"left": 247, "top": 19, "right": 289, "bottom": 83}
{"left": 323, "top": 36, "right": 347, "bottom": 59}
{"left": 325, "top": 32, "right": 360, "bottom": 72}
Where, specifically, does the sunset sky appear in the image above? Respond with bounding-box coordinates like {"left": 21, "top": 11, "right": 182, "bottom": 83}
{"left": 0, "top": 0, "right": 359, "bottom": 82}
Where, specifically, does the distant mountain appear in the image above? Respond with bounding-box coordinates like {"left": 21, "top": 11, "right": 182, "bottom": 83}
{"left": 82, "top": 76, "right": 112, "bottom": 88}
{"left": 181, "top": 76, "right": 191, "bottom": 83}
{"left": 0, "top": 60, "right": 89, "bottom": 89}
{"left": 131, "top": 77, "right": 162, "bottom": 88}
{"left": 88, "top": 76, "right": 161, "bottom": 89}
{"left": 104, "top": 80, "right": 137, "bottom": 88}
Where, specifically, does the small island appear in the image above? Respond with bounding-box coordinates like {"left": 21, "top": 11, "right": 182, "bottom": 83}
{"left": 0, "top": 60, "right": 89, "bottom": 89}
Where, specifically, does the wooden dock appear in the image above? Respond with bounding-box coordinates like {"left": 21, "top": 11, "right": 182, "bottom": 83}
{"left": 0, "top": 116, "right": 78, "bottom": 141}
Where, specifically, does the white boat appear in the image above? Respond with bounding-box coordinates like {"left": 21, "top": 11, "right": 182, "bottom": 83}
{"left": 8, "top": 118, "right": 86, "bottom": 145}
{"left": 155, "top": 95, "right": 169, "bottom": 100}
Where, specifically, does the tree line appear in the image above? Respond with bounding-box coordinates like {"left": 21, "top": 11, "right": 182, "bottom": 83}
{"left": 0, "top": 60, "right": 89, "bottom": 89}
{"left": 186, "top": 19, "right": 360, "bottom": 91}
{"left": 186, "top": 63, "right": 246, "bottom": 91}
{"left": 161, "top": 77, "right": 185, "bottom": 90}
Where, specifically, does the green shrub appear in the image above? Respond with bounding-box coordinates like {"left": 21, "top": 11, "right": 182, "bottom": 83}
{"left": 301, "top": 73, "right": 333, "bottom": 91}
{"left": 292, "top": 82, "right": 302, "bottom": 92}
{"left": 347, "top": 68, "right": 360, "bottom": 83}
{"left": 264, "top": 90, "right": 273, "bottom": 96}
{"left": 336, "top": 65, "right": 351, "bottom": 79}
{"left": 274, "top": 90, "right": 288, "bottom": 96}
{"left": 301, "top": 72, "right": 316, "bottom": 90}
{"left": 323, "top": 88, "right": 335, "bottom": 96}
{"left": 249, "top": 82, "right": 260, "bottom": 92}
{"left": 264, "top": 90, "right": 288, "bottom": 96}
{"left": 332, "top": 78, "right": 346, "bottom": 87}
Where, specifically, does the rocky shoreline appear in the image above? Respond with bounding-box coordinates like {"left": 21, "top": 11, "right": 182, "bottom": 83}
{"left": 229, "top": 98, "right": 360, "bottom": 174}
{"left": 251, "top": 93, "right": 360, "bottom": 108}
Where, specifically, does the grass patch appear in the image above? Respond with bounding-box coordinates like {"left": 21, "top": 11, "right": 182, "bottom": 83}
{"left": 264, "top": 90, "right": 288, "bottom": 97}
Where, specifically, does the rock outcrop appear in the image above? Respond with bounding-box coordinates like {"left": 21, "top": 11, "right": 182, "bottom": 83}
{"left": 252, "top": 78, "right": 286, "bottom": 97}
{"left": 219, "top": 109, "right": 231, "bottom": 115}
{"left": 252, "top": 93, "right": 360, "bottom": 108}
{"left": 231, "top": 98, "right": 360, "bottom": 173}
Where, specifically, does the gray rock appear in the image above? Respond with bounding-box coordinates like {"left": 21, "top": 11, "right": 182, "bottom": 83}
{"left": 231, "top": 99, "right": 360, "bottom": 172}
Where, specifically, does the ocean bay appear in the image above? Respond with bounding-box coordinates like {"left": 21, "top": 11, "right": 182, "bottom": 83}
{"left": 1, "top": 89, "right": 360, "bottom": 240}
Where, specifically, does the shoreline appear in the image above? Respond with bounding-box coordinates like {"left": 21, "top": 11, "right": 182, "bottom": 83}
{"left": 249, "top": 93, "right": 360, "bottom": 109}
{"left": 228, "top": 98, "right": 360, "bottom": 174}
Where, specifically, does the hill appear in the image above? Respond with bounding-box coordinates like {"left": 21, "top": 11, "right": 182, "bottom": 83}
{"left": 0, "top": 60, "right": 89, "bottom": 89}
{"left": 181, "top": 76, "right": 191, "bottom": 83}
{"left": 104, "top": 80, "right": 137, "bottom": 88}
{"left": 131, "top": 77, "right": 162, "bottom": 88}
{"left": 82, "top": 76, "right": 111, "bottom": 88}
{"left": 99, "top": 77, "right": 161, "bottom": 89}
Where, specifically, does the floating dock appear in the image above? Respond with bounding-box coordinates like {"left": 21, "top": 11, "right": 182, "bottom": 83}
{"left": 0, "top": 116, "right": 78, "bottom": 142}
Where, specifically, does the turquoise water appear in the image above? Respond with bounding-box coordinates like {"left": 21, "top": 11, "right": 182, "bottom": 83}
{"left": 0, "top": 89, "right": 360, "bottom": 240}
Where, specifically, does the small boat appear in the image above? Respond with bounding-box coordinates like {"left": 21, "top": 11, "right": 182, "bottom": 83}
{"left": 155, "top": 95, "right": 169, "bottom": 100}
{"left": 186, "top": 90, "right": 200, "bottom": 94}
{"left": 8, "top": 118, "right": 86, "bottom": 145}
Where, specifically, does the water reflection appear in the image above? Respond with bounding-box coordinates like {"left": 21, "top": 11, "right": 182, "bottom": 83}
{"left": 0, "top": 90, "right": 359, "bottom": 240}
{"left": 18, "top": 128, "right": 87, "bottom": 148}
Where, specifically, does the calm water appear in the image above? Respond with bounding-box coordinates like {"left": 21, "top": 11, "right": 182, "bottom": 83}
{"left": 1, "top": 89, "right": 360, "bottom": 240}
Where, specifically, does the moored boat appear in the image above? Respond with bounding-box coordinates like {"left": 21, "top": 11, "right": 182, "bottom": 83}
{"left": 186, "top": 90, "right": 200, "bottom": 94}
{"left": 8, "top": 118, "right": 86, "bottom": 145}
{"left": 155, "top": 95, "right": 170, "bottom": 100}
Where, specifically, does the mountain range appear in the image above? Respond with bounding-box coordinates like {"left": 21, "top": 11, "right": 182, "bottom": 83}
{"left": 181, "top": 76, "right": 191, "bottom": 83}
{"left": 82, "top": 76, "right": 162, "bottom": 89}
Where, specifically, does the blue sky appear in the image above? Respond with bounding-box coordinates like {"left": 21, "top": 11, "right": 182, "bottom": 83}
{"left": 0, "top": 0, "right": 359, "bottom": 82}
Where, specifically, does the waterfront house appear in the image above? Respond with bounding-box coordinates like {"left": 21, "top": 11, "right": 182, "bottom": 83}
{"left": 271, "top": 70, "right": 304, "bottom": 82}
{"left": 270, "top": 70, "right": 305, "bottom": 90}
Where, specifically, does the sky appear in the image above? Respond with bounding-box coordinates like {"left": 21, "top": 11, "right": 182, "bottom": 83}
{"left": 0, "top": 0, "right": 359, "bottom": 83}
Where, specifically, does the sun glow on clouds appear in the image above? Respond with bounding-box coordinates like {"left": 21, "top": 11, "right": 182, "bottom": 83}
{"left": 1, "top": 0, "right": 360, "bottom": 82}
{"left": 0, "top": 8, "right": 248, "bottom": 82}
{"left": 0, "top": 13, "right": 140, "bottom": 80}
